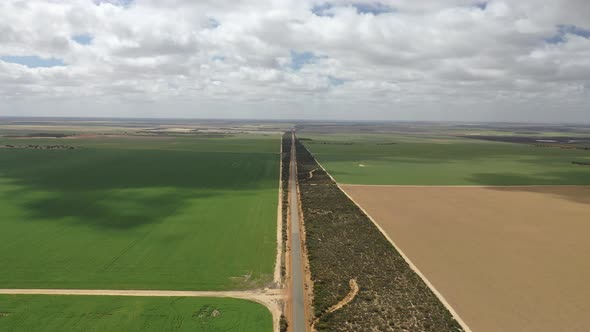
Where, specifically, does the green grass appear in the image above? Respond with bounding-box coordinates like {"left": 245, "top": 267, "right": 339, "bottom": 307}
{"left": 0, "top": 295, "right": 271, "bottom": 332}
{"left": 301, "top": 134, "right": 590, "bottom": 185}
{"left": 0, "top": 135, "right": 279, "bottom": 290}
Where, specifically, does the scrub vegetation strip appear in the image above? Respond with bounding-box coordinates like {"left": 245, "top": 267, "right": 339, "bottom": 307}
{"left": 280, "top": 132, "right": 292, "bottom": 281}
{"left": 295, "top": 137, "right": 464, "bottom": 332}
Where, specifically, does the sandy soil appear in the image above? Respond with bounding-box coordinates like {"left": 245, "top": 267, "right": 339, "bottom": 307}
{"left": 341, "top": 185, "right": 590, "bottom": 332}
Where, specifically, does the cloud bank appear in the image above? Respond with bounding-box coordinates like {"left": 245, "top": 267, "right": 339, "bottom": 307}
{"left": 1, "top": 0, "right": 589, "bottom": 122}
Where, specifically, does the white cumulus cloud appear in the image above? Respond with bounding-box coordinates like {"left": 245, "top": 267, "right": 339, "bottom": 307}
{"left": 0, "top": 0, "right": 589, "bottom": 122}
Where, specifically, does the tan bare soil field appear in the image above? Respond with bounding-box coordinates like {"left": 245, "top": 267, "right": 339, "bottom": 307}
{"left": 341, "top": 185, "right": 590, "bottom": 332}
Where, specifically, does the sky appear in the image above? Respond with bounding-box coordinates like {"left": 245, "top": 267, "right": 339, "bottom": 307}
{"left": 0, "top": 0, "right": 589, "bottom": 122}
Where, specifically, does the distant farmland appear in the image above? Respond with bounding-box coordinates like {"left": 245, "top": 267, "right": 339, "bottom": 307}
{"left": 0, "top": 135, "right": 279, "bottom": 290}
{"left": 300, "top": 134, "right": 590, "bottom": 185}
{"left": 296, "top": 130, "right": 590, "bottom": 332}
{"left": 0, "top": 295, "right": 271, "bottom": 332}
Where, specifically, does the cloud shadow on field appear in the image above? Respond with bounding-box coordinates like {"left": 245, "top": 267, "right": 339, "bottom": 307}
{"left": 468, "top": 171, "right": 590, "bottom": 205}
{"left": 0, "top": 148, "right": 278, "bottom": 230}
{"left": 12, "top": 188, "right": 215, "bottom": 230}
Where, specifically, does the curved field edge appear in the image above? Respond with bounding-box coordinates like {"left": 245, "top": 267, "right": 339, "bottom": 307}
{"left": 0, "top": 295, "right": 272, "bottom": 332}
{"left": 0, "top": 135, "right": 279, "bottom": 290}
{"left": 295, "top": 138, "right": 463, "bottom": 332}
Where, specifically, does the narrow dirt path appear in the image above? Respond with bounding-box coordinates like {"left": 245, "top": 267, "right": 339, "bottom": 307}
{"left": 340, "top": 184, "right": 586, "bottom": 188}
{"left": 311, "top": 279, "right": 359, "bottom": 331}
{"left": 308, "top": 168, "right": 317, "bottom": 180}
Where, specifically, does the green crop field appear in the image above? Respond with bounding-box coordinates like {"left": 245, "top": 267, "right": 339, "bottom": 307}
{"left": 0, "top": 134, "right": 279, "bottom": 290}
{"left": 0, "top": 295, "right": 271, "bottom": 332}
{"left": 300, "top": 134, "right": 590, "bottom": 185}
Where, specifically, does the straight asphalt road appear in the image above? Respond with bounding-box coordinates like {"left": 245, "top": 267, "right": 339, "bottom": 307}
{"left": 290, "top": 132, "right": 306, "bottom": 332}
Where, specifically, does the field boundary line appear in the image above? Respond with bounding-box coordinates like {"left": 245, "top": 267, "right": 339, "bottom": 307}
{"left": 0, "top": 288, "right": 283, "bottom": 297}
{"left": 304, "top": 143, "right": 473, "bottom": 332}
{"left": 339, "top": 184, "right": 590, "bottom": 188}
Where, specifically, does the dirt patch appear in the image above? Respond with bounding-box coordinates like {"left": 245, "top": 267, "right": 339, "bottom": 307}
{"left": 194, "top": 305, "right": 222, "bottom": 318}
{"left": 341, "top": 185, "right": 590, "bottom": 332}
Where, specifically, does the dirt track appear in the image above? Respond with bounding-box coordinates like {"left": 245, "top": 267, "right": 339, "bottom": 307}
{"left": 0, "top": 288, "right": 284, "bottom": 329}
{"left": 341, "top": 185, "right": 590, "bottom": 332}
{"left": 311, "top": 279, "right": 358, "bottom": 331}
{"left": 289, "top": 132, "right": 308, "bottom": 332}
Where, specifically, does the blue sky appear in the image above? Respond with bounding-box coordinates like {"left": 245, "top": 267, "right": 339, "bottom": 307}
{"left": 94, "top": 0, "right": 133, "bottom": 7}
{"left": 312, "top": 2, "right": 394, "bottom": 16}
{"left": 311, "top": 3, "right": 334, "bottom": 17}
{"left": 475, "top": 2, "right": 487, "bottom": 10}
{"left": 290, "top": 51, "right": 320, "bottom": 70}
{"left": 328, "top": 76, "right": 345, "bottom": 86}
{"left": 351, "top": 3, "right": 395, "bottom": 15}
{"left": 545, "top": 24, "right": 590, "bottom": 44}
{"left": 72, "top": 34, "right": 93, "bottom": 45}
